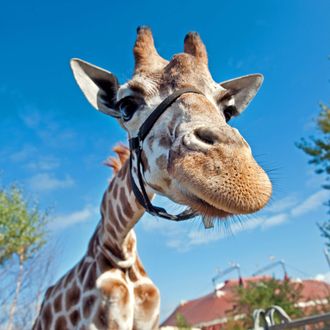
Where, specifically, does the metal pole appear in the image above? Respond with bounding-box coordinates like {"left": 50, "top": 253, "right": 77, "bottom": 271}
{"left": 268, "top": 312, "right": 330, "bottom": 330}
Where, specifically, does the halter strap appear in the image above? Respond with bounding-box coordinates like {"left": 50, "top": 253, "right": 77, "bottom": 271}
{"left": 129, "top": 87, "right": 204, "bottom": 221}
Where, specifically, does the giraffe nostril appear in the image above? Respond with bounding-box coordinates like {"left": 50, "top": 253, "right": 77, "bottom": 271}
{"left": 194, "top": 127, "right": 219, "bottom": 146}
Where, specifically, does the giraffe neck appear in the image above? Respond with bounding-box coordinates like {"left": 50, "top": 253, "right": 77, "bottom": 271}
{"left": 93, "top": 160, "right": 153, "bottom": 269}
{"left": 32, "top": 159, "right": 160, "bottom": 330}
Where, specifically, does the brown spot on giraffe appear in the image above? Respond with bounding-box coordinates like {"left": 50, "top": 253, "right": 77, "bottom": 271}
{"left": 126, "top": 172, "right": 135, "bottom": 198}
{"left": 82, "top": 294, "right": 96, "bottom": 319}
{"left": 134, "top": 283, "right": 160, "bottom": 317}
{"left": 140, "top": 150, "right": 150, "bottom": 172}
{"left": 94, "top": 304, "right": 108, "bottom": 328}
{"left": 128, "top": 267, "right": 138, "bottom": 282}
{"left": 54, "top": 315, "right": 68, "bottom": 330}
{"left": 69, "top": 308, "right": 80, "bottom": 327}
{"left": 147, "top": 134, "right": 154, "bottom": 151}
{"left": 122, "top": 197, "right": 134, "bottom": 218}
{"left": 98, "top": 252, "right": 114, "bottom": 273}
{"left": 136, "top": 256, "right": 147, "bottom": 277}
{"left": 112, "top": 183, "right": 119, "bottom": 199}
{"left": 42, "top": 303, "right": 52, "bottom": 329}
{"left": 66, "top": 281, "right": 80, "bottom": 308}
{"left": 116, "top": 202, "right": 125, "bottom": 222}
{"left": 64, "top": 268, "right": 75, "bottom": 288}
{"left": 116, "top": 166, "right": 126, "bottom": 180}
{"left": 164, "top": 177, "right": 171, "bottom": 188}
{"left": 84, "top": 263, "right": 96, "bottom": 291}
{"left": 108, "top": 203, "right": 119, "bottom": 229}
{"left": 119, "top": 187, "right": 128, "bottom": 209}
{"left": 99, "top": 279, "right": 129, "bottom": 307}
{"left": 53, "top": 294, "right": 62, "bottom": 313}
{"left": 159, "top": 134, "right": 172, "bottom": 148}
{"left": 108, "top": 203, "right": 125, "bottom": 241}
{"left": 156, "top": 154, "right": 168, "bottom": 171}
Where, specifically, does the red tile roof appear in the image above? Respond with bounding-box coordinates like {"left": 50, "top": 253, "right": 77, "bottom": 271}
{"left": 161, "top": 277, "right": 330, "bottom": 328}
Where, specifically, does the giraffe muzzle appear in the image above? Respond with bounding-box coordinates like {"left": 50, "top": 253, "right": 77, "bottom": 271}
{"left": 170, "top": 145, "right": 272, "bottom": 216}
{"left": 183, "top": 127, "right": 220, "bottom": 153}
{"left": 183, "top": 125, "right": 248, "bottom": 153}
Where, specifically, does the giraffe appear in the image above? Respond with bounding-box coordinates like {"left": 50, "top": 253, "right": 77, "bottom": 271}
{"left": 33, "top": 27, "right": 272, "bottom": 329}
{"left": 33, "top": 145, "right": 159, "bottom": 330}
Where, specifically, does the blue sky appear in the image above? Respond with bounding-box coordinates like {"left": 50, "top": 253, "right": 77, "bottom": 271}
{"left": 1, "top": 0, "right": 330, "bottom": 320}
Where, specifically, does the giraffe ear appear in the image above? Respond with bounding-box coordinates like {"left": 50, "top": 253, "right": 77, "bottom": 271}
{"left": 220, "top": 74, "right": 263, "bottom": 114}
{"left": 70, "top": 58, "right": 121, "bottom": 118}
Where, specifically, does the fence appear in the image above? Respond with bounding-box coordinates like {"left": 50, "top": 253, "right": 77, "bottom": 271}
{"left": 252, "top": 306, "right": 330, "bottom": 330}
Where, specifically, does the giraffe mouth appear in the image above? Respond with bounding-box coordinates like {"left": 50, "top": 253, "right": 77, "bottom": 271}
{"left": 180, "top": 190, "right": 232, "bottom": 218}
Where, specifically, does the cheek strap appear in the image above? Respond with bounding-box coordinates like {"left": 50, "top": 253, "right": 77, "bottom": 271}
{"left": 128, "top": 87, "right": 204, "bottom": 221}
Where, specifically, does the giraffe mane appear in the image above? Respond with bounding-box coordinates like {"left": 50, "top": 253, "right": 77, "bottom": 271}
{"left": 104, "top": 143, "right": 130, "bottom": 174}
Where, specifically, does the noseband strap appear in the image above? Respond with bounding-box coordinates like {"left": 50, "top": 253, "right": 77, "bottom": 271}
{"left": 129, "top": 87, "right": 204, "bottom": 221}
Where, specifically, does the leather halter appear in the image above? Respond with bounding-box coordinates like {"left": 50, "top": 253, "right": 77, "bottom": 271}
{"left": 128, "top": 87, "right": 204, "bottom": 221}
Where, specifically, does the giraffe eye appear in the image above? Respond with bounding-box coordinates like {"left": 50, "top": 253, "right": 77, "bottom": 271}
{"left": 116, "top": 96, "right": 143, "bottom": 121}
{"left": 223, "top": 105, "right": 237, "bottom": 122}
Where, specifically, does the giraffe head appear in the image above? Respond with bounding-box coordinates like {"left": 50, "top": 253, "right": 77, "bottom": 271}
{"left": 71, "top": 27, "right": 272, "bottom": 220}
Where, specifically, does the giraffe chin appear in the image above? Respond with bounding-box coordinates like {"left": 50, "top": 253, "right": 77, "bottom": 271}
{"left": 179, "top": 191, "right": 232, "bottom": 219}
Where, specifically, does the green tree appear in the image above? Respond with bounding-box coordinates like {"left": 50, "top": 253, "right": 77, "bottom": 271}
{"left": 228, "top": 278, "right": 303, "bottom": 329}
{"left": 175, "top": 312, "right": 192, "bottom": 330}
{"left": 297, "top": 103, "right": 330, "bottom": 246}
{"left": 0, "top": 185, "right": 48, "bottom": 330}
